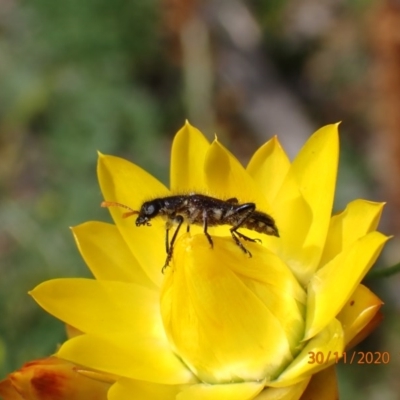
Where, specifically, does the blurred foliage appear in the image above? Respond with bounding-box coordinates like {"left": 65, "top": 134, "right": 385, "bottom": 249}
{"left": 0, "top": 1, "right": 397, "bottom": 399}
{"left": 251, "top": 0, "right": 371, "bottom": 132}
{"left": 0, "top": 0, "right": 181, "bottom": 374}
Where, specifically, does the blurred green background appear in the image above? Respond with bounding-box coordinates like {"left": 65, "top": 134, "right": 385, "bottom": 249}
{"left": 1, "top": 0, "right": 400, "bottom": 398}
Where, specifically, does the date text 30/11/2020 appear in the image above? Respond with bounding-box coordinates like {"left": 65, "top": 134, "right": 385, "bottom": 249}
{"left": 308, "top": 351, "right": 390, "bottom": 365}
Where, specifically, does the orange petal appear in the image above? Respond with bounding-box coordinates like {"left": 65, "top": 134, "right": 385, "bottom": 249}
{"left": 0, "top": 377, "right": 24, "bottom": 400}
{"left": 1, "top": 357, "right": 112, "bottom": 400}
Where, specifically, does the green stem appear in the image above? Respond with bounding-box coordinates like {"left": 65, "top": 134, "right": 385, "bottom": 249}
{"left": 365, "top": 262, "right": 400, "bottom": 280}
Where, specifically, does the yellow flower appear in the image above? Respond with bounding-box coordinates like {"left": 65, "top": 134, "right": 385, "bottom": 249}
{"left": 28, "top": 122, "right": 387, "bottom": 399}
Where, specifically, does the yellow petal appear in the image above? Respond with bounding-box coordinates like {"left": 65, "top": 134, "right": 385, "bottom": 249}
{"left": 98, "top": 153, "right": 170, "bottom": 210}
{"left": 170, "top": 121, "right": 210, "bottom": 193}
{"left": 45, "top": 282, "right": 193, "bottom": 383}
{"left": 320, "top": 200, "right": 385, "bottom": 266}
{"left": 30, "top": 279, "right": 165, "bottom": 342}
{"left": 58, "top": 334, "right": 193, "bottom": 385}
{"left": 97, "top": 153, "right": 169, "bottom": 285}
{"left": 72, "top": 221, "right": 157, "bottom": 289}
{"left": 161, "top": 235, "right": 303, "bottom": 383}
{"left": 271, "top": 169, "right": 313, "bottom": 284}
{"left": 177, "top": 381, "right": 265, "bottom": 400}
{"left": 65, "top": 324, "right": 83, "bottom": 338}
{"left": 255, "top": 378, "right": 310, "bottom": 400}
{"left": 336, "top": 284, "right": 383, "bottom": 347}
{"left": 115, "top": 217, "right": 168, "bottom": 285}
{"left": 290, "top": 124, "right": 339, "bottom": 274}
{"left": 299, "top": 366, "right": 338, "bottom": 400}
{"left": 269, "top": 319, "right": 343, "bottom": 387}
{"left": 212, "top": 237, "right": 306, "bottom": 351}
{"left": 345, "top": 310, "right": 383, "bottom": 350}
{"left": 108, "top": 378, "right": 184, "bottom": 400}
{"left": 305, "top": 231, "right": 389, "bottom": 340}
{"left": 204, "top": 139, "right": 272, "bottom": 213}
{"left": 246, "top": 136, "right": 291, "bottom": 203}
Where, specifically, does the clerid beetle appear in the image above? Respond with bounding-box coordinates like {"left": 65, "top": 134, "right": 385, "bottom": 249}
{"left": 102, "top": 194, "right": 279, "bottom": 272}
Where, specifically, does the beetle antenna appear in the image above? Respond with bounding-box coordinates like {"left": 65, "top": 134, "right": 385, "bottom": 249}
{"left": 101, "top": 201, "right": 139, "bottom": 218}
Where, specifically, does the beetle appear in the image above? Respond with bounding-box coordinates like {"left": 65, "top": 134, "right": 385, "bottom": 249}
{"left": 102, "top": 193, "right": 279, "bottom": 272}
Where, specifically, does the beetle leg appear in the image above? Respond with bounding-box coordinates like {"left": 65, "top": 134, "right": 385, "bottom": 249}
{"left": 234, "top": 230, "right": 262, "bottom": 243}
{"left": 165, "top": 218, "right": 173, "bottom": 254}
{"left": 162, "top": 215, "right": 184, "bottom": 273}
{"left": 202, "top": 211, "right": 214, "bottom": 248}
{"left": 229, "top": 203, "right": 258, "bottom": 256}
